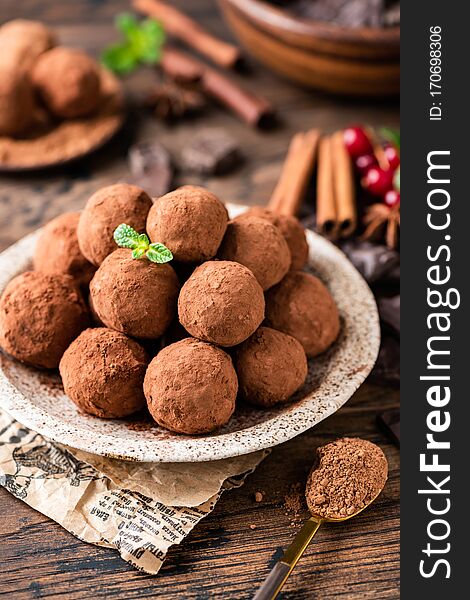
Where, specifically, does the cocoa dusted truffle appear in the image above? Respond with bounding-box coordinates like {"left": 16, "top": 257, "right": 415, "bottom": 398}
{"left": 34, "top": 212, "right": 96, "bottom": 288}
{"left": 77, "top": 183, "right": 153, "bottom": 267}
{"left": 144, "top": 338, "right": 238, "bottom": 434}
{"left": 146, "top": 185, "right": 228, "bottom": 263}
{"left": 60, "top": 327, "right": 148, "bottom": 418}
{"left": 90, "top": 249, "right": 180, "bottom": 339}
{"left": 265, "top": 271, "right": 340, "bottom": 358}
{"left": 236, "top": 207, "right": 309, "bottom": 271}
{"left": 0, "top": 271, "right": 89, "bottom": 368}
{"left": 235, "top": 327, "right": 308, "bottom": 407}
{"left": 178, "top": 260, "right": 265, "bottom": 347}
{"left": 0, "top": 19, "right": 56, "bottom": 70}
{"left": 31, "top": 47, "right": 101, "bottom": 118}
{"left": 217, "top": 217, "right": 290, "bottom": 290}
{"left": 0, "top": 65, "right": 35, "bottom": 136}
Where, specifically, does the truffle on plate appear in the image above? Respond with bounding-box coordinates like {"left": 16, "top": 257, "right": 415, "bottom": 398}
{"left": 144, "top": 337, "right": 238, "bottom": 434}
{"left": 31, "top": 47, "right": 101, "bottom": 119}
{"left": 146, "top": 185, "right": 228, "bottom": 263}
{"left": 236, "top": 207, "right": 309, "bottom": 271}
{"left": 34, "top": 212, "right": 96, "bottom": 288}
{"left": 0, "top": 19, "right": 56, "bottom": 70}
{"left": 0, "top": 64, "right": 35, "bottom": 136}
{"left": 235, "top": 326, "right": 308, "bottom": 407}
{"left": 178, "top": 260, "right": 265, "bottom": 347}
{"left": 77, "top": 183, "right": 152, "bottom": 267}
{"left": 217, "top": 217, "right": 290, "bottom": 290}
{"left": 60, "top": 327, "right": 148, "bottom": 418}
{"left": 89, "top": 249, "right": 180, "bottom": 339}
{"left": 265, "top": 271, "right": 340, "bottom": 358}
{"left": 0, "top": 271, "right": 89, "bottom": 369}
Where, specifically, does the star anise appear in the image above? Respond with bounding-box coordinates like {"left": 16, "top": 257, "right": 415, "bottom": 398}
{"left": 145, "top": 79, "right": 206, "bottom": 122}
{"left": 361, "top": 203, "right": 400, "bottom": 249}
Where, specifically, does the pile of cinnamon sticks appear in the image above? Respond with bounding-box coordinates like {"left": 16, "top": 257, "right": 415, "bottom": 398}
{"left": 132, "top": 0, "right": 274, "bottom": 128}
{"left": 267, "top": 129, "right": 357, "bottom": 240}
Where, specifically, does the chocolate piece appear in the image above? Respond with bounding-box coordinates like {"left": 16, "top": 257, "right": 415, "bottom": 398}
{"left": 147, "top": 185, "right": 228, "bottom": 263}
{"left": 128, "top": 141, "right": 173, "bottom": 198}
{"left": 265, "top": 271, "right": 340, "bottom": 358}
{"left": 180, "top": 129, "right": 242, "bottom": 175}
{"left": 235, "top": 327, "right": 308, "bottom": 407}
{"left": 0, "top": 271, "right": 89, "bottom": 369}
{"left": 78, "top": 183, "right": 152, "bottom": 267}
{"left": 60, "top": 328, "right": 148, "bottom": 419}
{"left": 217, "top": 217, "right": 290, "bottom": 290}
{"left": 370, "top": 334, "right": 400, "bottom": 386}
{"left": 178, "top": 260, "right": 265, "bottom": 347}
{"left": 378, "top": 294, "right": 400, "bottom": 334}
{"left": 89, "top": 249, "right": 180, "bottom": 340}
{"left": 144, "top": 338, "right": 237, "bottom": 434}
{"left": 340, "top": 240, "right": 400, "bottom": 284}
{"left": 34, "top": 212, "right": 96, "bottom": 288}
{"left": 0, "top": 19, "right": 56, "bottom": 71}
{"left": 377, "top": 409, "right": 400, "bottom": 447}
{"left": 145, "top": 79, "right": 206, "bottom": 122}
{"left": 31, "top": 47, "right": 101, "bottom": 118}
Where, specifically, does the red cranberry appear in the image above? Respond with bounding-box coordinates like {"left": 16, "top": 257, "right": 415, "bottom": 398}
{"left": 384, "top": 189, "right": 400, "bottom": 208}
{"left": 355, "top": 154, "right": 378, "bottom": 177}
{"left": 343, "top": 126, "right": 373, "bottom": 158}
{"left": 362, "top": 167, "right": 394, "bottom": 197}
{"left": 384, "top": 144, "right": 400, "bottom": 170}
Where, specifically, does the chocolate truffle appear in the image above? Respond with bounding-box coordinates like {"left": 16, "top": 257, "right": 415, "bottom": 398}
{"left": 235, "top": 327, "right": 308, "bottom": 407}
{"left": 34, "top": 212, "right": 96, "bottom": 288}
{"left": 0, "top": 271, "right": 89, "bottom": 369}
{"left": 144, "top": 338, "right": 237, "bottom": 434}
{"left": 0, "top": 64, "right": 35, "bottom": 136}
{"left": 60, "top": 327, "right": 148, "bottom": 418}
{"left": 31, "top": 47, "right": 101, "bottom": 118}
{"left": 178, "top": 260, "right": 265, "bottom": 347}
{"left": 265, "top": 271, "right": 340, "bottom": 358}
{"left": 146, "top": 185, "right": 228, "bottom": 263}
{"left": 217, "top": 217, "right": 290, "bottom": 290}
{"left": 89, "top": 249, "right": 179, "bottom": 339}
{"left": 77, "top": 183, "right": 152, "bottom": 267}
{"left": 0, "top": 19, "right": 56, "bottom": 70}
{"left": 236, "top": 207, "right": 309, "bottom": 271}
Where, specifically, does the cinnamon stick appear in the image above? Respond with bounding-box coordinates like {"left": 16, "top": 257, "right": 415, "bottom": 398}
{"left": 268, "top": 129, "right": 320, "bottom": 216}
{"left": 331, "top": 131, "right": 356, "bottom": 237}
{"left": 133, "top": 0, "right": 242, "bottom": 69}
{"left": 160, "top": 48, "right": 274, "bottom": 128}
{"left": 316, "top": 136, "right": 338, "bottom": 239}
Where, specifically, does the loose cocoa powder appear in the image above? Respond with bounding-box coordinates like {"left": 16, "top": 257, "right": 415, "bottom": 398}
{"left": 306, "top": 438, "right": 388, "bottom": 519}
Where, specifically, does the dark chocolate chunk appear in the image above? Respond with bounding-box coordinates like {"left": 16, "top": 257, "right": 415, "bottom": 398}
{"left": 339, "top": 240, "right": 400, "bottom": 284}
{"left": 180, "top": 129, "right": 242, "bottom": 175}
{"left": 377, "top": 409, "right": 400, "bottom": 446}
{"left": 128, "top": 141, "right": 173, "bottom": 198}
{"left": 370, "top": 334, "right": 400, "bottom": 386}
{"left": 378, "top": 294, "right": 400, "bottom": 334}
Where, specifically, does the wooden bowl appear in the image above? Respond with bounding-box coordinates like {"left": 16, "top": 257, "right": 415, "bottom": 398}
{"left": 218, "top": 0, "right": 400, "bottom": 96}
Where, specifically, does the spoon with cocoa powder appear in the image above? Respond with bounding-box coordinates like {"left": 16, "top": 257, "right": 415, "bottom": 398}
{"left": 253, "top": 438, "right": 388, "bottom": 600}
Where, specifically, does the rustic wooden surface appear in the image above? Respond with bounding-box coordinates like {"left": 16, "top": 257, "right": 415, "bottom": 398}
{"left": 0, "top": 1, "right": 400, "bottom": 598}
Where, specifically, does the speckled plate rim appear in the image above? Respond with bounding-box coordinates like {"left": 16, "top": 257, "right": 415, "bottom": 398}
{"left": 0, "top": 206, "right": 380, "bottom": 462}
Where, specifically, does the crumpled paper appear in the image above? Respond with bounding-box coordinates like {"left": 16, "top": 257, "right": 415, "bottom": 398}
{"left": 0, "top": 409, "right": 266, "bottom": 574}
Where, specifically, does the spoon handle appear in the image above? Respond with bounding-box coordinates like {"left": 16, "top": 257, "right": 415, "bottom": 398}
{"left": 253, "top": 517, "right": 322, "bottom": 600}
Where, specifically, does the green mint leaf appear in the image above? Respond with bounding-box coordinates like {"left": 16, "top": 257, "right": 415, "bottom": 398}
{"left": 380, "top": 127, "right": 400, "bottom": 150}
{"left": 394, "top": 167, "right": 400, "bottom": 192}
{"left": 101, "top": 43, "right": 138, "bottom": 75}
{"left": 114, "top": 223, "right": 141, "bottom": 249}
{"left": 132, "top": 247, "right": 146, "bottom": 259}
{"left": 146, "top": 243, "right": 173, "bottom": 264}
{"left": 116, "top": 13, "right": 140, "bottom": 36}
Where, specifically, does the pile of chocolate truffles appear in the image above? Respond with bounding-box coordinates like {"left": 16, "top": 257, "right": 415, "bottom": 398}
{"left": 0, "top": 183, "right": 340, "bottom": 435}
{"left": 0, "top": 19, "right": 105, "bottom": 138}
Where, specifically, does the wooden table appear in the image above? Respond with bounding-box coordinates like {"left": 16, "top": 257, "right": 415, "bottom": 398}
{"left": 0, "top": 2, "right": 400, "bottom": 598}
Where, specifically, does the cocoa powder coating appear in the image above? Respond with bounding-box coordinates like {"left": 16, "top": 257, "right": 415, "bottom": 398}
{"left": 78, "top": 183, "right": 152, "bottom": 266}
{"left": 89, "top": 249, "right": 180, "bottom": 339}
{"left": 31, "top": 47, "right": 101, "bottom": 118}
{"left": 217, "top": 217, "right": 290, "bottom": 290}
{"left": 178, "top": 260, "right": 265, "bottom": 347}
{"left": 0, "top": 271, "right": 89, "bottom": 369}
{"left": 144, "top": 337, "right": 238, "bottom": 434}
{"left": 0, "top": 19, "right": 56, "bottom": 71}
{"left": 146, "top": 185, "right": 228, "bottom": 263}
{"left": 0, "top": 65, "right": 35, "bottom": 136}
{"left": 59, "top": 327, "right": 148, "bottom": 418}
{"left": 265, "top": 271, "right": 340, "bottom": 357}
{"left": 235, "top": 326, "right": 308, "bottom": 407}
{"left": 306, "top": 438, "right": 388, "bottom": 519}
{"left": 34, "top": 212, "right": 96, "bottom": 288}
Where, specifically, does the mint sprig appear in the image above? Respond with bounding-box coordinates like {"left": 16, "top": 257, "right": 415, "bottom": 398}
{"left": 101, "top": 13, "right": 165, "bottom": 75}
{"left": 380, "top": 127, "right": 400, "bottom": 151}
{"left": 114, "top": 224, "right": 173, "bottom": 264}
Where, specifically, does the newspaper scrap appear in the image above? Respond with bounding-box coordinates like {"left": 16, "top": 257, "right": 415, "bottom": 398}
{"left": 0, "top": 409, "right": 266, "bottom": 574}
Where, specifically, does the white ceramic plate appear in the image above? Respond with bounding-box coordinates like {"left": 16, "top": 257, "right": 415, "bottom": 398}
{"left": 0, "top": 206, "right": 380, "bottom": 462}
